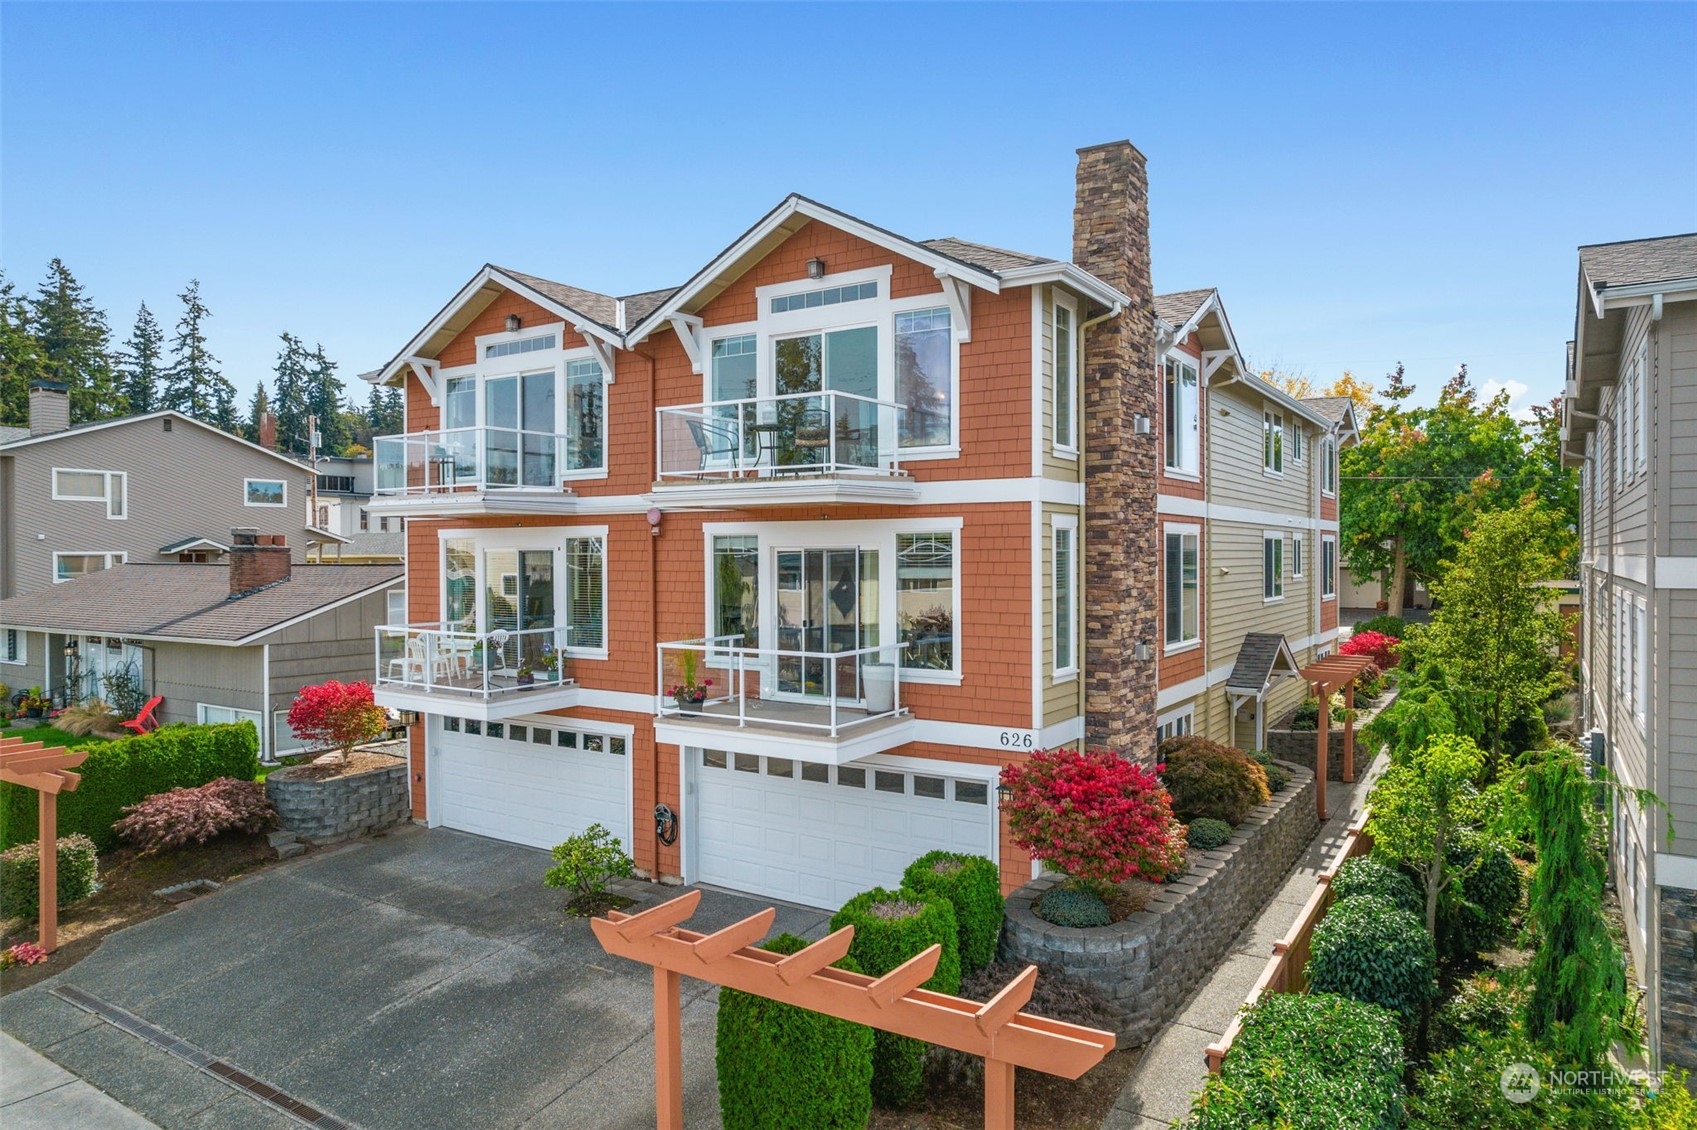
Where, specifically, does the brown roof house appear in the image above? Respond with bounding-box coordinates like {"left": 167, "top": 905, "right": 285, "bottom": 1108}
{"left": 0, "top": 529, "right": 401, "bottom": 760}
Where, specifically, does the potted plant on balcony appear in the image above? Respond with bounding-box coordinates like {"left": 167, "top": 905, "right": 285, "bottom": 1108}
{"left": 539, "top": 643, "right": 562, "bottom": 683}
{"left": 516, "top": 662, "right": 536, "bottom": 688}
{"left": 670, "top": 650, "right": 712, "bottom": 714}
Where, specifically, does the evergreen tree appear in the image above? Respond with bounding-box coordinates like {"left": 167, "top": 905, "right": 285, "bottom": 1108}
{"left": 245, "top": 382, "right": 273, "bottom": 444}
{"left": 271, "top": 332, "right": 312, "bottom": 453}
{"left": 367, "top": 381, "right": 404, "bottom": 436}
{"left": 304, "top": 341, "right": 346, "bottom": 454}
{"left": 0, "top": 272, "right": 44, "bottom": 427}
{"left": 162, "top": 280, "right": 239, "bottom": 430}
{"left": 33, "top": 258, "right": 122, "bottom": 422}
{"left": 116, "top": 302, "right": 165, "bottom": 414}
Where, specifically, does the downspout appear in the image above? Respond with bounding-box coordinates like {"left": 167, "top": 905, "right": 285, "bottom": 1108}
{"left": 631, "top": 343, "right": 664, "bottom": 881}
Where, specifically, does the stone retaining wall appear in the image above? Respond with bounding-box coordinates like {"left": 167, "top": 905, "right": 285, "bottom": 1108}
{"left": 1000, "top": 761, "right": 1320, "bottom": 1046}
{"left": 1265, "top": 690, "right": 1397, "bottom": 781}
{"left": 266, "top": 756, "right": 409, "bottom": 845}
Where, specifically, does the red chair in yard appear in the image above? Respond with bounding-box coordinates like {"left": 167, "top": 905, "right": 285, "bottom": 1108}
{"left": 121, "top": 696, "right": 163, "bottom": 734}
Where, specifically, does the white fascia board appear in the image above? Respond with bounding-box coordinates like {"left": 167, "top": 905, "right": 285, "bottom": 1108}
{"left": 1598, "top": 278, "right": 1697, "bottom": 309}
{"left": 997, "top": 262, "right": 1131, "bottom": 311}
{"left": 376, "top": 266, "right": 503, "bottom": 386}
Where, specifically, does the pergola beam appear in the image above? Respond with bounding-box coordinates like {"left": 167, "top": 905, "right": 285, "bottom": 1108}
{"left": 0, "top": 736, "right": 88, "bottom": 952}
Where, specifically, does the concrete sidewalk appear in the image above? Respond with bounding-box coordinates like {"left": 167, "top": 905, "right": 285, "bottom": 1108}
{"left": 1, "top": 1031, "right": 159, "bottom": 1129}
{"left": 1104, "top": 761, "right": 1383, "bottom": 1129}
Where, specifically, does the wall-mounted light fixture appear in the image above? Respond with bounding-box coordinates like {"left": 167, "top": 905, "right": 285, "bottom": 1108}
{"left": 647, "top": 507, "right": 663, "bottom": 537}
{"left": 806, "top": 257, "right": 827, "bottom": 280}
{"left": 1133, "top": 414, "right": 1152, "bottom": 435}
{"left": 62, "top": 639, "right": 79, "bottom": 659}
{"left": 505, "top": 314, "right": 522, "bottom": 333}
{"left": 1134, "top": 641, "right": 1154, "bottom": 662}
{"left": 996, "top": 781, "right": 1014, "bottom": 803}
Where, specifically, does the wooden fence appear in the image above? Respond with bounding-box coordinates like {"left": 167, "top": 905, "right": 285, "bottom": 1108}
{"left": 1203, "top": 809, "right": 1374, "bottom": 1073}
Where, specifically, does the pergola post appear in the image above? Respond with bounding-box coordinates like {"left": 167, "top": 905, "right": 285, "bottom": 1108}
{"left": 0, "top": 737, "right": 86, "bottom": 955}
{"left": 985, "top": 1057, "right": 1015, "bottom": 1130}
{"left": 653, "top": 966, "right": 683, "bottom": 1130}
{"left": 1314, "top": 682, "right": 1329, "bottom": 821}
{"left": 1342, "top": 682, "right": 1357, "bottom": 783}
{"left": 39, "top": 790, "right": 58, "bottom": 953}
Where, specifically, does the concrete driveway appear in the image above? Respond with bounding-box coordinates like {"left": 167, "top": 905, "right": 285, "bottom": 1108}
{"left": 0, "top": 826, "right": 830, "bottom": 1129}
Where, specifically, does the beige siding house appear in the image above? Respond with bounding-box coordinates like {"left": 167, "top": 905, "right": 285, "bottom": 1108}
{"left": 1562, "top": 231, "right": 1697, "bottom": 1072}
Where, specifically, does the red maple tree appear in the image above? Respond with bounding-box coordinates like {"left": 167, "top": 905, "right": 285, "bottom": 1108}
{"left": 999, "top": 747, "right": 1187, "bottom": 884}
{"left": 286, "top": 680, "right": 387, "bottom": 764}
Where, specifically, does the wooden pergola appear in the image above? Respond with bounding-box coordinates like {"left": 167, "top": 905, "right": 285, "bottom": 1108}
{"left": 593, "top": 890, "right": 1115, "bottom": 1130}
{"left": 1296, "top": 654, "right": 1376, "bottom": 820}
{"left": 0, "top": 735, "right": 88, "bottom": 952}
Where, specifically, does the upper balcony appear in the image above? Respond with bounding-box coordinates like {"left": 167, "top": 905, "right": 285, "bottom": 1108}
{"left": 653, "top": 391, "right": 920, "bottom": 506}
{"left": 369, "top": 427, "right": 582, "bottom": 517}
{"left": 372, "top": 623, "right": 580, "bottom": 722}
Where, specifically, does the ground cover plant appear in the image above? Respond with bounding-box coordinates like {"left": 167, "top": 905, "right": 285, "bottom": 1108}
{"left": 113, "top": 777, "right": 275, "bottom": 852}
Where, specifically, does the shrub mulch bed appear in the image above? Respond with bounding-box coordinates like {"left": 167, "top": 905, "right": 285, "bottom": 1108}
{"left": 0, "top": 832, "right": 294, "bottom": 996}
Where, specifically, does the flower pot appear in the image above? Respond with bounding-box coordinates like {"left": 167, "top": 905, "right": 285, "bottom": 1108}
{"left": 517, "top": 673, "right": 535, "bottom": 687}
{"left": 862, "top": 663, "right": 895, "bottom": 714}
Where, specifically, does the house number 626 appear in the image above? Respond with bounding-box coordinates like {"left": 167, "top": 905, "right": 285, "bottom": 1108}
{"left": 999, "top": 730, "right": 1035, "bottom": 749}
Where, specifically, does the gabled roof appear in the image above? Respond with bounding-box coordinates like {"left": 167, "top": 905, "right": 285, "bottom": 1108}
{"left": 158, "top": 536, "right": 230, "bottom": 556}
{"left": 1225, "top": 632, "right": 1302, "bottom": 695}
{"left": 1578, "top": 232, "right": 1697, "bottom": 296}
{"left": 492, "top": 266, "right": 622, "bottom": 332}
{"left": 0, "top": 425, "right": 28, "bottom": 444}
{"left": 1153, "top": 289, "right": 1215, "bottom": 328}
{"left": 0, "top": 410, "right": 316, "bottom": 477}
{"left": 1300, "top": 395, "right": 1361, "bottom": 442}
{"left": 0, "top": 564, "right": 402, "bottom": 645}
{"left": 919, "top": 238, "right": 1049, "bottom": 273}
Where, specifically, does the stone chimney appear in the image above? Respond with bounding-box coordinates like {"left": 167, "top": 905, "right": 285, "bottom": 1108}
{"left": 1072, "top": 140, "right": 1160, "bottom": 761}
{"left": 28, "top": 380, "right": 71, "bottom": 436}
{"left": 258, "top": 411, "right": 278, "bottom": 451}
{"left": 229, "top": 527, "right": 291, "bottom": 596}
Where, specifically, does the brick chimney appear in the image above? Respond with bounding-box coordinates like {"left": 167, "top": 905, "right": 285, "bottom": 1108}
{"left": 1073, "top": 140, "right": 1160, "bottom": 761}
{"left": 229, "top": 527, "right": 292, "bottom": 596}
{"left": 258, "top": 411, "right": 278, "bottom": 451}
{"left": 28, "top": 380, "right": 71, "bottom": 436}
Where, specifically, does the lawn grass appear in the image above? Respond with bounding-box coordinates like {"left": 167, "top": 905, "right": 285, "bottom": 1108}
{"left": 0, "top": 723, "right": 114, "bottom": 750}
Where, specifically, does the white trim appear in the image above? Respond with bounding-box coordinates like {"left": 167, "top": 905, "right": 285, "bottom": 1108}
{"left": 1262, "top": 531, "right": 1284, "bottom": 601}
{"left": 1162, "top": 351, "right": 1200, "bottom": 477}
{"left": 437, "top": 525, "right": 609, "bottom": 660}
{"left": 0, "top": 410, "right": 316, "bottom": 478}
{"left": 1655, "top": 852, "right": 1697, "bottom": 890}
{"left": 1654, "top": 557, "right": 1697, "bottom": 589}
{"left": 1051, "top": 514, "right": 1079, "bottom": 678}
{"left": 995, "top": 261, "right": 1130, "bottom": 310}
{"left": 1034, "top": 716, "right": 1084, "bottom": 749}
{"left": 0, "top": 626, "right": 26, "bottom": 666}
{"left": 1052, "top": 293, "right": 1079, "bottom": 455}
{"left": 243, "top": 478, "right": 290, "bottom": 508}
{"left": 1262, "top": 410, "right": 1285, "bottom": 476}
{"left": 1156, "top": 704, "right": 1195, "bottom": 744}
{"left": 1321, "top": 533, "right": 1337, "bottom": 600}
{"left": 51, "top": 467, "right": 127, "bottom": 519}
{"left": 196, "top": 702, "right": 264, "bottom": 730}
{"left": 1156, "top": 493, "right": 1335, "bottom": 531}
{"left": 1030, "top": 289, "right": 1044, "bottom": 478}
{"left": 1030, "top": 500, "right": 1042, "bottom": 727}
{"left": 1163, "top": 522, "right": 1201, "bottom": 650}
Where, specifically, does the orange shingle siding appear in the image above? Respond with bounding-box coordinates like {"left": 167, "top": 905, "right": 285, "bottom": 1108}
{"left": 1321, "top": 597, "right": 1338, "bottom": 633}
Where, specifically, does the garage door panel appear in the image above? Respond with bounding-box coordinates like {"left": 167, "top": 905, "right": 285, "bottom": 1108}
{"left": 434, "top": 720, "right": 629, "bottom": 852}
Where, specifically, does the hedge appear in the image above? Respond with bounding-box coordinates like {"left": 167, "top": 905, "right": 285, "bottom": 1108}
{"left": 1307, "top": 894, "right": 1437, "bottom": 1025}
{"left": 1332, "top": 856, "right": 1424, "bottom": 917}
{"left": 1184, "top": 992, "right": 1405, "bottom": 1130}
{"left": 716, "top": 933, "right": 874, "bottom": 1130}
{"left": 0, "top": 833, "right": 99, "bottom": 920}
{"left": 901, "top": 851, "right": 1004, "bottom": 975}
{"left": 0, "top": 723, "right": 260, "bottom": 851}
{"left": 830, "top": 887, "right": 960, "bottom": 1108}
{"left": 1438, "top": 833, "right": 1523, "bottom": 961}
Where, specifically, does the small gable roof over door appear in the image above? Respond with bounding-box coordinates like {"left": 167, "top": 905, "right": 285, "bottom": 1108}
{"left": 1225, "top": 632, "right": 1301, "bottom": 697}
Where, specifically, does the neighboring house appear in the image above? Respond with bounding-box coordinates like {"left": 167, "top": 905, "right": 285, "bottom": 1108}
{"left": 1149, "top": 290, "right": 1357, "bottom": 748}
{"left": 1562, "top": 231, "right": 1697, "bottom": 1072}
{"left": 0, "top": 531, "right": 401, "bottom": 759}
{"left": 0, "top": 384, "right": 336, "bottom": 687}
{"left": 361, "top": 140, "right": 1328, "bottom": 908}
{"left": 292, "top": 453, "right": 405, "bottom": 564}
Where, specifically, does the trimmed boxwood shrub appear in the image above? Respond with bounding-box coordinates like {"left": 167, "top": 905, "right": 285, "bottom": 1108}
{"left": 0, "top": 723, "right": 260, "bottom": 851}
{"left": 0, "top": 834, "right": 99, "bottom": 920}
{"left": 1332, "top": 856, "right": 1424, "bottom": 917}
{"left": 1158, "top": 735, "right": 1270, "bottom": 825}
{"left": 1307, "top": 894, "right": 1437, "bottom": 1024}
{"left": 830, "top": 888, "right": 960, "bottom": 1108}
{"left": 1186, "top": 818, "right": 1232, "bottom": 851}
{"left": 901, "top": 851, "right": 1003, "bottom": 975}
{"left": 1184, "top": 992, "right": 1405, "bottom": 1130}
{"left": 1035, "top": 886, "right": 1111, "bottom": 928}
{"left": 716, "top": 932, "right": 874, "bottom": 1130}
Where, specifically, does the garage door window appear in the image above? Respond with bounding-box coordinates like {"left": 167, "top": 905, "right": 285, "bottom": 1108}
{"left": 767, "top": 758, "right": 794, "bottom": 778}
{"left": 914, "top": 775, "right": 945, "bottom": 799}
{"left": 509, "top": 725, "right": 528, "bottom": 742}
{"left": 956, "top": 781, "right": 987, "bottom": 805}
{"left": 838, "top": 766, "right": 866, "bottom": 788}
{"left": 704, "top": 750, "right": 727, "bottom": 769}
{"left": 875, "top": 770, "right": 905, "bottom": 794}
{"left": 801, "top": 762, "right": 828, "bottom": 783}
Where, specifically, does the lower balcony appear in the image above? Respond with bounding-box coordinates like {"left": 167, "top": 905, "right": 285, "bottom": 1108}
{"left": 652, "top": 637, "right": 916, "bottom": 764}
{"left": 374, "top": 624, "right": 579, "bottom": 722}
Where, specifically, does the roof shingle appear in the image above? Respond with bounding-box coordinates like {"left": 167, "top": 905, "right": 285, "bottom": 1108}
{"left": 1578, "top": 233, "right": 1697, "bottom": 291}
{"left": 1153, "top": 289, "right": 1215, "bottom": 328}
{"left": 1301, "top": 396, "right": 1355, "bottom": 426}
{"left": 918, "top": 238, "right": 1051, "bottom": 273}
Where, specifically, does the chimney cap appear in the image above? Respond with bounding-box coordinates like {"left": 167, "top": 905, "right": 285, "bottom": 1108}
{"left": 1075, "top": 139, "right": 1148, "bottom": 161}
{"left": 28, "top": 379, "right": 69, "bottom": 393}
{"left": 231, "top": 527, "right": 260, "bottom": 545}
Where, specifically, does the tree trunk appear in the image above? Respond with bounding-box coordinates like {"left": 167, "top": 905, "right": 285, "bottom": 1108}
{"left": 1426, "top": 829, "right": 1445, "bottom": 937}
{"left": 1389, "top": 538, "right": 1407, "bottom": 614}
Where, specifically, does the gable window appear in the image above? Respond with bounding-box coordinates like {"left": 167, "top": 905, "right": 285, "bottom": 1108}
{"left": 53, "top": 468, "right": 126, "bottom": 519}
{"left": 245, "top": 478, "right": 288, "bottom": 507}
{"left": 895, "top": 308, "right": 953, "bottom": 448}
{"left": 1164, "top": 357, "right": 1199, "bottom": 475}
{"left": 484, "top": 333, "right": 557, "bottom": 360}
{"left": 1263, "top": 412, "right": 1284, "bottom": 474}
{"left": 55, "top": 552, "right": 126, "bottom": 583}
{"left": 897, "top": 532, "right": 956, "bottom": 671}
{"left": 712, "top": 535, "right": 760, "bottom": 649}
{"left": 2, "top": 627, "right": 23, "bottom": 665}
{"left": 770, "top": 280, "right": 878, "bottom": 314}
{"left": 1321, "top": 535, "right": 1336, "bottom": 600}
{"left": 1263, "top": 534, "right": 1283, "bottom": 600}
{"left": 1164, "top": 527, "right": 1200, "bottom": 648}
{"left": 1053, "top": 518, "right": 1078, "bottom": 675}
{"left": 1054, "top": 301, "right": 1077, "bottom": 453}
{"left": 1321, "top": 434, "right": 1336, "bottom": 496}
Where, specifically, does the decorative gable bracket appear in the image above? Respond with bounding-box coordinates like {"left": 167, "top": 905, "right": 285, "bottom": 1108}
{"left": 1200, "top": 350, "right": 1234, "bottom": 384}
{"left": 573, "top": 325, "right": 620, "bottom": 384}
{"left": 934, "top": 270, "right": 973, "bottom": 344}
{"left": 407, "top": 358, "right": 442, "bottom": 407}
{"left": 668, "top": 314, "right": 706, "bottom": 375}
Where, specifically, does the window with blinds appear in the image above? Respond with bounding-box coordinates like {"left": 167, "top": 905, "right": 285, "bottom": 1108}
{"left": 566, "top": 537, "right": 605, "bottom": 651}
{"left": 1164, "top": 530, "right": 1199, "bottom": 646}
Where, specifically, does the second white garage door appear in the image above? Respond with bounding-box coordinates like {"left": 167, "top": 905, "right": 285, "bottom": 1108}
{"left": 691, "top": 750, "right": 994, "bottom": 909}
{"left": 433, "top": 716, "right": 630, "bottom": 852}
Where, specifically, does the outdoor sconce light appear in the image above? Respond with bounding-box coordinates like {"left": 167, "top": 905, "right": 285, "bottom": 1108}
{"left": 1133, "top": 414, "right": 1152, "bottom": 435}
{"left": 806, "top": 257, "right": 827, "bottom": 280}
{"left": 395, "top": 709, "right": 420, "bottom": 727}
{"left": 505, "top": 314, "right": 522, "bottom": 332}
{"left": 995, "top": 782, "right": 1013, "bottom": 803}
{"left": 1134, "top": 641, "right": 1154, "bottom": 662}
{"left": 647, "top": 507, "right": 663, "bottom": 537}
{"left": 62, "top": 640, "right": 79, "bottom": 658}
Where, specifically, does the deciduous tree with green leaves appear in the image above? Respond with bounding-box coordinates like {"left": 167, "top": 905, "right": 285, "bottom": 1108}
{"left": 1366, "top": 733, "right": 1484, "bottom": 936}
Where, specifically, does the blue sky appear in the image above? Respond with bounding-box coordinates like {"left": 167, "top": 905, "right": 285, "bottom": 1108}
{"left": 4, "top": 2, "right": 1693, "bottom": 417}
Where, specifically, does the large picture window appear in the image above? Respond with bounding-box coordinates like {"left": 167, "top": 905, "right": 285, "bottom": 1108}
{"left": 1054, "top": 519, "right": 1078, "bottom": 674}
{"left": 245, "top": 478, "right": 288, "bottom": 507}
{"left": 1164, "top": 528, "right": 1199, "bottom": 647}
{"left": 1164, "top": 358, "right": 1199, "bottom": 475}
{"left": 1054, "top": 302, "right": 1076, "bottom": 452}
{"left": 53, "top": 468, "right": 126, "bottom": 518}
{"left": 897, "top": 532, "right": 955, "bottom": 670}
{"left": 712, "top": 535, "right": 759, "bottom": 648}
{"left": 895, "top": 308, "right": 952, "bottom": 448}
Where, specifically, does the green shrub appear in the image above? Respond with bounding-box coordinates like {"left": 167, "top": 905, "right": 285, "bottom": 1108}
{"left": 1306, "top": 894, "right": 1437, "bottom": 1024}
{"left": 1186, "top": 818, "right": 1232, "bottom": 851}
{"left": 1035, "top": 886, "right": 1112, "bottom": 928}
{"left": 1354, "top": 615, "right": 1409, "bottom": 638}
{"left": 543, "top": 823, "right": 634, "bottom": 909}
{"left": 1430, "top": 972, "right": 1523, "bottom": 1051}
{"left": 935, "top": 961, "right": 1122, "bottom": 1089}
{"left": 716, "top": 933, "right": 874, "bottom": 1130}
{"left": 1247, "top": 750, "right": 1292, "bottom": 793}
{"left": 901, "top": 851, "right": 1003, "bottom": 975}
{"left": 0, "top": 723, "right": 260, "bottom": 851}
{"left": 1439, "top": 832, "right": 1523, "bottom": 961}
{"left": 1158, "top": 735, "right": 1270, "bottom": 825}
{"left": 1406, "top": 1023, "right": 1635, "bottom": 1129}
{"left": 1184, "top": 992, "right": 1405, "bottom": 1130}
{"left": 1332, "top": 856, "right": 1424, "bottom": 917}
{"left": 1499, "top": 700, "right": 1550, "bottom": 757}
{"left": 0, "top": 834, "right": 99, "bottom": 920}
{"left": 830, "top": 888, "right": 960, "bottom": 1108}
{"left": 1291, "top": 696, "right": 1322, "bottom": 732}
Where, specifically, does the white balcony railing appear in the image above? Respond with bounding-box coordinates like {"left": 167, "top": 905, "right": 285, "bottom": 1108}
{"left": 374, "top": 427, "right": 593, "bottom": 495}
{"left": 656, "top": 391, "right": 906, "bottom": 482}
{"left": 375, "top": 623, "right": 572, "bottom": 700}
{"left": 656, "top": 636, "right": 906, "bottom": 738}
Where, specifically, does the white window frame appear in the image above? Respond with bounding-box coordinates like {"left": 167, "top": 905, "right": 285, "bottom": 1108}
{"left": 1321, "top": 434, "right": 1336, "bottom": 497}
{"left": 1634, "top": 596, "right": 1647, "bottom": 731}
{"left": 1290, "top": 423, "right": 1302, "bottom": 463}
{"left": 466, "top": 321, "right": 609, "bottom": 481}
{"left": 243, "top": 478, "right": 290, "bottom": 508}
{"left": 1053, "top": 515, "right": 1079, "bottom": 678}
{"left": 1156, "top": 705, "right": 1194, "bottom": 744}
{"left": 52, "top": 467, "right": 127, "bottom": 519}
{"left": 1263, "top": 532, "right": 1284, "bottom": 602}
{"left": 1163, "top": 523, "right": 1201, "bottom": 652}
{"left": 436, "top": 525, "right": 610, "bottom": 660}
{"left": 1636, "top": 337, "right": 1650, "bottom": 475}
{"left": 1053, "top": 294, "right": 1079, "bottom": 456}
{"left": 1163, "top": 353, "right": 1200, "bottom": 478}
{"left": 197, "top": 703, "right": 264, "bottom": 732}
{"left": 1291, "top": 532, "right": 1305, "bottom": 579}
{"left": 1, "top": 627, "right": 25, "bottom": 666}
{"left": 1321, "top": 534, "right": 1337, "bottom": 601}
{"left": 1263, "top": 411, "right": 1284, "bottom": 475}
{"left": 53, "top": 551, "right": 127, "bottom": 583}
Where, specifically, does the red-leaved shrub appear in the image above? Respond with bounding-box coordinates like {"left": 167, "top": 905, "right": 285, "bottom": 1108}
{"left": 999, "top": 748, "right": 1187, "bottom": 884}
{"left": 113, "top": 778, "right": 276, "bottom": 853}
{"left": 286, "top": 680, "right": 387, "bottom": 763}
{"left": 1340, "top": 630, "right": 1400, "bottom": 669}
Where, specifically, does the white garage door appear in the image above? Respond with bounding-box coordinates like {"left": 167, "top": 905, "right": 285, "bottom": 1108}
{"left": 433, "top": 716, "right": 630, "bottom": 852}
{"left": 691, "top": 751, "right": 993, "bottom": 909}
